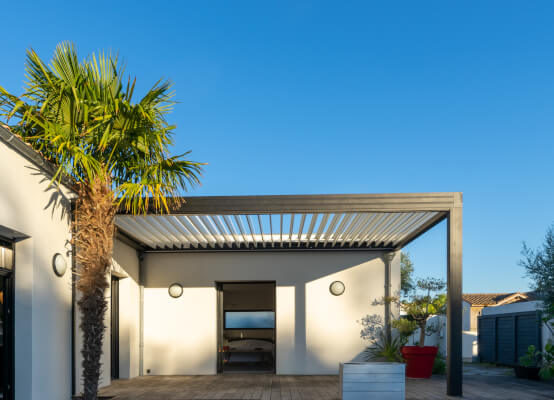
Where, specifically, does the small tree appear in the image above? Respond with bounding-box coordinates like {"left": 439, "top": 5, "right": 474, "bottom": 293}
{"left": 400, "top": 252, "right": 415, "bottom": 298}
{"left": 520, "top": 223, "right": 554, "bottom": 324}
{"left": 401, "top": 278, "right": 446, "bottom": 347}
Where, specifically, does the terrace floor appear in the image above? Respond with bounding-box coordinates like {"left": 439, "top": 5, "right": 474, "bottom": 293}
{"left": 100, "top": 370, "right": 554, "bottom": 400}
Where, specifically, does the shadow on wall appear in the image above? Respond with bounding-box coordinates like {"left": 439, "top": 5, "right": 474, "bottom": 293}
{"left": 1, "top": 155, "right": 74, "bottom": 399}
{"left": 142, "top": 251, "right": 389, "bottom": 374}
{"left": 31, "top": 165, "right": 72, "bottom": 220}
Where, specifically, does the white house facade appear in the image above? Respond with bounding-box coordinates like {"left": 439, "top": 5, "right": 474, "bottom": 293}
{"left": 0, "top": 126, "right": 74, "bottom": 400}
{"left": 0, "top": 125, "right": 464, "bottom": 399}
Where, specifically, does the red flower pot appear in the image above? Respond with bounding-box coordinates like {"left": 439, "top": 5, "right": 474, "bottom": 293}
{"left": 401, "top": 346, "right": 438, "bottom": 378}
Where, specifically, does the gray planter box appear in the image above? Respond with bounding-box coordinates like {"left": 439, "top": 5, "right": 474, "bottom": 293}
{"left": 339, "top": 362, "right": 405, "bottom": 400}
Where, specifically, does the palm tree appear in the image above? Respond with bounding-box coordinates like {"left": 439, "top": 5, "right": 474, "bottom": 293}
{"left": 0, "top": 42, "right": 203, "bottom": 400}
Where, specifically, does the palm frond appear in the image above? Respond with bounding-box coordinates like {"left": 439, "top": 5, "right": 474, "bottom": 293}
{"left": 0, "top": 42, "right": 204, "bottom": 213}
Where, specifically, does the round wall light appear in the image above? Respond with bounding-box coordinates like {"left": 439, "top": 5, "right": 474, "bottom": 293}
{"left": 329, "top": 280, "right": 345, "bottom": 296}
{"left": 168, "top": 283, "right": 184, "bottom": 298}
{"left": 52, "top": 253, "right": 68, "bottom": 277}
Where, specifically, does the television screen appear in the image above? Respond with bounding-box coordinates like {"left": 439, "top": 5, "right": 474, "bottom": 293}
{"left": 224, "top": 311, "right": 275, "bottom": 329}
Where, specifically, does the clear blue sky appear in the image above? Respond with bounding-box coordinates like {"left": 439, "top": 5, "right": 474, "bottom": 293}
{"left": 2, "top": 1, "right": 553, "bottom": 293}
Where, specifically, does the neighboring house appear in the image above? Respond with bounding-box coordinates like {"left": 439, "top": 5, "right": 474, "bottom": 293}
{"left": 406, "top": 292, "right": 539, "bottom": 363}
{"left": 463, "top": 292, "right": 537, "bottom": 331}
{"left": 0, "top": 124, "right": 464, "bottom": 399}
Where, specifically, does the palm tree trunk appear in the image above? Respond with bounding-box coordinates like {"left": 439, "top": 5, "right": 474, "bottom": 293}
{"left": 74, "top": 178, "right": 115, "bottom": 400}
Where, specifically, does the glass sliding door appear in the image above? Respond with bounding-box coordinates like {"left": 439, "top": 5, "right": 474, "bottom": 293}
{"left": 0, "top": 241, "right": 14, "bottom": 400}
{"left": 217, "top": 282, "right": 276, "bottom": 374}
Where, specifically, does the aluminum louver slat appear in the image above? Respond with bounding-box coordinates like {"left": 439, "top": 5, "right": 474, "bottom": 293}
{"left": 114, "top": 209, "right": 448, "bottom": 251}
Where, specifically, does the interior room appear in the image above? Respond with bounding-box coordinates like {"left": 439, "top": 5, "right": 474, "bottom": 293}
{"left": 218, "top": 282, "right": 276, "bottom": 373}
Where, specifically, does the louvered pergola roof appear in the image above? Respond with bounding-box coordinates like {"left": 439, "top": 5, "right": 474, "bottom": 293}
{"left": 115, "top": 193, "right": 459, "bottom": 252}
{"left": 115, "top": 192, "right": 464, "bottom": 396}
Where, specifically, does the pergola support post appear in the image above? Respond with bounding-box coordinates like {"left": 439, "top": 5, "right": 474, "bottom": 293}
{"left": 446, "top": 197, "right": 463, "bottom": 396}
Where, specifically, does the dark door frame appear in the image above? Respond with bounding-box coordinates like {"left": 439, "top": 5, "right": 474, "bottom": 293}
{"left": 110, "top": 275, "right": 120, "bottom": 380}
{"left": 0, "top": 238, "right": 15, "bottom": 400}
{"left": 215, "top": 281, "right": 276, "bottom": 374}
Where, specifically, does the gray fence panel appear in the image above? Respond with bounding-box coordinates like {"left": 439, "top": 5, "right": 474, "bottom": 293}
{"left": 497, "top": 316, "right": 515, "bottom": 364}
{"left": 478, "top": 318, "right": 496, "bottom": 363}
{"left": 478, "top": 311, "right": 541, "bottom": 366}
{"left": 516, "top": 313, "right": 541, "bottom": 359}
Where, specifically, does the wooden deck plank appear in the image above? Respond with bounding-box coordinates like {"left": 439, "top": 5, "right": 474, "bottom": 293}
{"left": 99, "top": 373, "right": 554, "bottom": 400}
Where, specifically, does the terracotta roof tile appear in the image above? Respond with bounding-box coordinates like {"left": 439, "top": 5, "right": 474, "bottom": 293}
{"left": 462, "top": 292, "right": 537, "bottom": 305}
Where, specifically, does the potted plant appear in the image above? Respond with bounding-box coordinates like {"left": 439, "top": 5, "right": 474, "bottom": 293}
{"left": 539, "top": 343, "right": 554, "bottom": 380}
{"left": 517, "top": 345, "right": 542, "bottom": 380}
{"left": 362, "top": 330, "right": 405, "bottom": 362}
{"left": 351, "top": 315, "right": 406, "bottom": 399}
{"left": 399, "top": 278, "right": 446, "bottom": 379}
{"left": 517, "top": 343, "right": 554, "bottom": 381}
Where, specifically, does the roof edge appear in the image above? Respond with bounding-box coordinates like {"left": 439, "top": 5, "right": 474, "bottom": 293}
{"left": 0, "top": 124, "right": 76, "bottom": 192}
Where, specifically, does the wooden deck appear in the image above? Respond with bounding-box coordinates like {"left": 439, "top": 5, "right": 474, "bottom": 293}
{"left": 100, "top": 373, "right": 554, "bottom": 399}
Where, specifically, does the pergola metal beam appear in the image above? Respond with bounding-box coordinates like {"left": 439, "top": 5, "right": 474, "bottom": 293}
{"left": 119, "top": 192, "right": 461, "bottom": 215}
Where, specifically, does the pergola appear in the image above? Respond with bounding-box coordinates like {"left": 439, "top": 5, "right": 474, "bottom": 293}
{"left": 116, "top": 192, "right": 463, "bottom": 396}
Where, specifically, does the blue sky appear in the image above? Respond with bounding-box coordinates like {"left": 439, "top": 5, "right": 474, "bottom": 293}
{"left": 2, "top": 1, "right": 553, "bottom": 292}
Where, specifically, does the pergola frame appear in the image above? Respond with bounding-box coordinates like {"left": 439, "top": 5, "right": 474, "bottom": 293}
{"left": 116, "top": 192, "right": 463, "bottom": 396}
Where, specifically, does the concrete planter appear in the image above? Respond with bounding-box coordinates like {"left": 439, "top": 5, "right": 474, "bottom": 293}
{"left": 339, "top": 362, "right": 405, "bottom": 400}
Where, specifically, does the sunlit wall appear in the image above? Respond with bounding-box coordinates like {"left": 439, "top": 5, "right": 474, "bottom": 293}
{"left": 142, "top": 251, "right": 400, "bottom": 375}
{"left": 0, "top": 140, "right": 74, "bottom": 400}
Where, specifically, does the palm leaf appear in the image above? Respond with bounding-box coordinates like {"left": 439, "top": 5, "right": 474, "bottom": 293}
{"left": 0, "top": 41, "right": 204, "bottom": 213}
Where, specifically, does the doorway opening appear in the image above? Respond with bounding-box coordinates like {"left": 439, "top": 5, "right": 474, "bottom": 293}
{"left": 216, "top": 282, "right": 276, "bottom": 374}
{"left": 110, "top": 276, "right": 120, "bottom": 380}
{"left": 0, "top": 240, "right": 14, "bottom": 400}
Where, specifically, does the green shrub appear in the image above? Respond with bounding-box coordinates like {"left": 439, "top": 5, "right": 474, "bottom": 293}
{"left": 432, "top": 353, "right": 446, "bottom": 375}
{"left": 520, "top": 343, "right": 554, "bottom": 379}
{"left": 539, "top": 343, "right": 554, "bottom": 380}
{"left": 392, "top": 318, "right": 418, "bottom": 345}
{"left": 519, "top": 345, "right": 541, "bottom": 367}
{"left": 363, "top": 331, "right": 404, "bottom": 363}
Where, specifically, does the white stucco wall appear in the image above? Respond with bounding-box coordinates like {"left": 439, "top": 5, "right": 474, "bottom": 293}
{"left": 142, "top": 250, "right": 400, "bottom": 375}
{"left": 112, "top": 239, "right": 141, "bottom": 379}
{"left": 481, "top": 300, "right": 542, "bottom": 316}
{"left": 0, "top": 140, "right": 74, "bottom": 400}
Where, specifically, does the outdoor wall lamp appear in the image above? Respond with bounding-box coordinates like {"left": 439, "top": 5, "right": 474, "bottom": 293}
{"left": 52, "top": 253, "right": 68, "bottom": 277}
{"left": 168, "top": 283, "right": 184, "bottom": 298}
{"left": 329, "top": 280, "right": 345, "bottom": 296}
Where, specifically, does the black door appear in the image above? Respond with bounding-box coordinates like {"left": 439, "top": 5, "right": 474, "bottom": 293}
{"left": 110, "top": 276, "right": 120, "bottom": 380}
{"left": 0, "top": 241, "right": 14, "bottom": 400}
